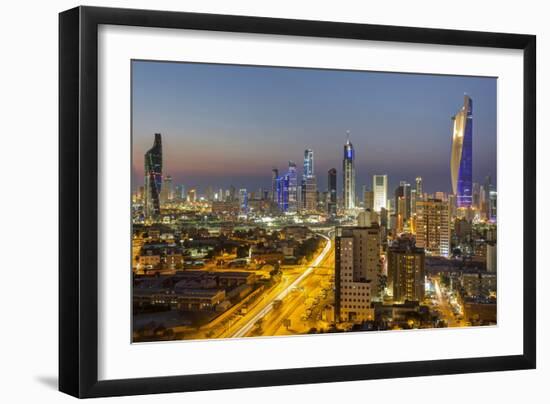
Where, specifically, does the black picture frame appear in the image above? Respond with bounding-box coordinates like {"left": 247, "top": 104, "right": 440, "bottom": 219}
{"left": 59, "top": 5, "right": 536, "bottom": 398}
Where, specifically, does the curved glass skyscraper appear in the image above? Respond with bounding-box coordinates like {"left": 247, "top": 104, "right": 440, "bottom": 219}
{"left": 144, "top": 133, "right": 163, "bottom": 219}
{"left": 450, "top": 95, "right": 473, "bottom": 208}
{"left": 343, "top": 135, "right": 355, "bottom": 210}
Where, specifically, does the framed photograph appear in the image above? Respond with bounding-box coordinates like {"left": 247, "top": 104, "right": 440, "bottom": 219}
{"left": 59, "top": 6, "right": 536, "bottom": 398}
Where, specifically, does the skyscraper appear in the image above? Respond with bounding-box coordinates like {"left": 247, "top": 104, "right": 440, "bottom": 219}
{"left": 239, "top": 188, "right": 248, "bottom": 213}
{"left": 271, "top": 168, "right": 279, "bottom": 203}
{"left": 373, "top": 174, "right": 388, "bottom": 212}
{"left": 328, "top": 168, "right": 337, "bottom": 216}
{"left": 451, "top": 95, "right": 473, "bottom": 208}
{"left": 394, "top": 181, "right": 411, "bottom": 220}
{"left": 335, "top": 225, "right": 381, "bottom": 323}
{"left": 302, "top": 149, "right": 317, "bottom": 212}
{"left": 144, "top": 133, "right": 162, "bottom": 220}
{"left": 415, "top": 176, "right": 423, "bottom": 199}
{"left": 416, "top": 199, "right": 450, "bottom": 257}
{"left": 343, "top": 134, "right": 355, "bottom": 210}
{"left": 388, "top": 236, "right": 425, "bottom": 303}
{"left": 303, "top": 149, "right": 314, "bottom": 177}
{"left": 287, "top": 161, "right": 298, "bottom": 212}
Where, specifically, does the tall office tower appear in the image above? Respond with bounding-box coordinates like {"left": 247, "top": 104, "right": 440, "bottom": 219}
{"left": 218, "top": 188, "right": 224, "bottom": 201}
{"left": 287, "top": 161, "right": 298, "bottom": 212}
{"left": 328, "top": 168, "right": 337, "bottom": 216}
{"left": 450, "top": 95, "right": 473, "bottom": 208}
{"left": 415, "top": 177, "right": 423, "bottom": 201}
{"left": 144, "top": 133, "right": 163, "bottom": 220}
{"left": 229, "top": 185, "right": 236, "bottom": 202}
{"left": 302, "top": 177, "right": 317, "bottom": 211}
{"left": 410, "top": 189, "right": 417, "bottom": 215}
{"left": 416, "top": 199, "right": 450, "bottom": 257}
{"left": 388, "top": 236, "right": 425, "bottom": 303}
{"left": 238, "top": 188, "right": 248, "bottom": 213}
{"left": 364, "top": 190, "right": 374, "bottom": 211}
{"left": 276, "top": 175, "right": 289, "bottom": 212}
{"left": 373, "top": 175, "right": 388, "bottom": 212}
{"left": 303, "top": 149, "right": 314, "bottom": 177}
{"left": 224, "top": 189, "right": 231, "bottom": 201}
{"left": 397, "top": 196, "right": 407, "bottom": 232}
{"left": 394, "top": 181, "right": 411, "bottom": 220}
{"left": 271, "top": 168, "right": 279, "bottom": 203}
{"left": 343, "top": 135, "right": 356, "bottom": 210}
{"left": 335, "top": 225, "right": 381, "bottom": 323}
{"left": 302, "top": 149, "right": 317, "bottom": 211}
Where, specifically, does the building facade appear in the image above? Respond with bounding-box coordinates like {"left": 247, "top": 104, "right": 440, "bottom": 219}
{"left": 302, "top": 149, "right": 317, "bottom": 212}
{"left": 388, "top": 237, "right": 425, "bottom": 303}
{"left": 450, "top": 95, "right": 473, "bottom": 208}
{"left": 343, "top": 136, "right": 356, "bottom": 210}
{"left": 416, "top": 199, "right": 450, "bottom": 257}
{"left": 373, "top": 174, "right": 388, "bottom": 213}
{"left": 327, "top": 168, "right": 337, "bottom": 216}
{"left": 335, "top": 226, "right": 382, "bottom": 323}
{"left": 144, "top": 133, "right": 163, "bottom": 220}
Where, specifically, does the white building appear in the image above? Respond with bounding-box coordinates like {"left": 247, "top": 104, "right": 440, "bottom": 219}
{"left": 373, "top": 174, "right": 388, "bottom": 212}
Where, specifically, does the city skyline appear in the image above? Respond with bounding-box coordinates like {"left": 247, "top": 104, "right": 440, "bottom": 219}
{"left": 132, "top": 61, "right": 497, "bottom": 194}
{"left": 132, "top": 60, "right": 498, "bottom": 342}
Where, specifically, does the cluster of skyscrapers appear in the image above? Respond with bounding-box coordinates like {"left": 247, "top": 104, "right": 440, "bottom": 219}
{"left": 136, "top": 93, "right": 497, "bottom": 329}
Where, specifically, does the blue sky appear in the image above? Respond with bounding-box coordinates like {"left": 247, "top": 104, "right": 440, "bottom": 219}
{"left": 132, "top": 60, "right": 496, "bottom": 195}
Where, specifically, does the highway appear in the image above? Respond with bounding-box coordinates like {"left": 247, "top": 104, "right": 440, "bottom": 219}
{"left": 227, "top": 233, "right": 332, "bottom": 338}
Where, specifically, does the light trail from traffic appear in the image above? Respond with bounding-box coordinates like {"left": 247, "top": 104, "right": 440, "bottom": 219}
{"left": 229, "top": 233, "right": 332, "bottom": 338}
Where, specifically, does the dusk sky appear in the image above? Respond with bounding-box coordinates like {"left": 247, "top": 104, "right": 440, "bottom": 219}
{"left": 132, "top": 60, "right": 496, "bottom": 195}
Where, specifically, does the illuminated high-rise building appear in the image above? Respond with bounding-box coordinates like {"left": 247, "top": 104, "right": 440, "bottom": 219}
{"left": 271, "top": 168, "right": 279, "bottom": 203}
{"left": 388, "top": 237, "right": 425, "bottom": 303}
{"left": 373, "top": 174, "right": 387, "bottom": 212}
{"left": 343, "top": 134, "right": 356, "bottom": 210}
{"left": 144, "top": 133, "right": 162, "bottom": 220}
{"left": 303, "top": 149, "right": 314, "bottom": 177}
{"left": 394, "top": 181, "right": 411, "bottom": 220}
{"left": 327, "top": 168, "right": 337, "bottom": 216}
{"left": 335, "top": 225, "right": 381, "bottom": 323}
{"left": 302, "top": 149, "right": 317, "bottom": 211}
{"left": 450, "top": 95, "right": 473, "bottom": 208}
{"left": 415, "top": 177, "right": 423, "bottom": 200}
{"left": 287, "top": 161, "right": 298, "bottom": 212}
{"left": 416, "top": 199, "right": 450, "bottom": 257}
{"left": 239, "top": 188, "right": 248, "bottom": 213}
